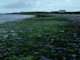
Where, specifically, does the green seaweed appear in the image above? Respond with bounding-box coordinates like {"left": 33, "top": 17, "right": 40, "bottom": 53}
{"left": 0, "top": 17, "right": 79, "bottom": 60}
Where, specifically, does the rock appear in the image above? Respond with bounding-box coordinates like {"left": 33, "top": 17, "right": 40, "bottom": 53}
{"left": 11, "top": 30, "right": 14, "bottom": 33}
{"left": 0, "top": 35, "right": 3, "bottom": 38}
{"left": 20, "top": 30, "right": 23, "bottom": 32}
{"left": 63, "top": 56, "right": 66, "bottom": 60}
{"left": 72, "top": 54, "right": 76, "bottom": 58}
{"left": 0, "top": 54, "right": 3, "bottom": 58}
{"left": 46, "top": 43, "right": 53, "bottom": 48}
{"left": 2, "top": 40, "right": 5, "bottom": 42}
{"left": 12, "top": 33, "right": 18, "bottom": 36}
{"left": 51, "top": 39, "right": 54, "bottom": 41}
{"left": 34, "top": 52, "right": 39, "bottom": 54}
{"left": 9, "top": 39, "right": 12, "bottom": 42}
{"left": 73, "top": 33, "right": 77, "bottom": 38}
{"left": 78, "top": 42, "right": 80, "bottom": 45}
{"left": 73, "top": 45, "right": 79, "bottom": 48}
{"left": 3, "top": 52, "right": 9, "bottom": 56}
{"left": 8, "top": 48, "right": 11, "bottom": 51}
{"left": 2, "top": 42, "right": 5, "bottom": 44}
{"left": 38, "top": 35, "right": 42, "bottom": 37}
{"left": 76, "top": 38, "right": 80, "bottom": 41}
{"left": 57, "top": 50, "right": 62, "bottom": 52}
{"left": 38, "top": 55, "right": 52, "bottom": 60}
{"left": 13, "top": 47, "right": 19, "bottom": 50}
{"left": 25, "top": 38, "right": 27, "bottom": 40}
{"left": 56, "top": 37, "right": 59, "bottom": 40}
{"left": 3, "top": 35, "right": 8, "bottom": 38}
{"left": 54, "top": 57, "right": 58, "bottom": 60}
{"left": 17, "top": 37, "right": 22, "bottom": 39}
{"left": 51, "top": 50, "right": 56, "bottom": 52}
{"left": 0, "top": 44, "right": 2, "bottom": 45}
{"left": 0, "top": 47, "right": 4, "bottom": 49}
{"left": 60, "top": 30, "right": 65, "bottom": 32}
{"left": 2, "top": 30, "right": 7, "bottom": 33}
{"left": 19, "top": 55, "right": 24, "bottom": 57}
{"left": 4, "top": 49, "right": 8, "bottom": 51}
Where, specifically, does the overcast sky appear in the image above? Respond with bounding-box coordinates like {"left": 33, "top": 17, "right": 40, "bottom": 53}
{"left": 0, "top": 0, "right": 80, "bottom": 13}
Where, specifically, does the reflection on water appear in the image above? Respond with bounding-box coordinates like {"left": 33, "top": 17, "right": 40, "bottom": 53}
{"left": 0, "top": 14, "right": 35, "bottom": 23}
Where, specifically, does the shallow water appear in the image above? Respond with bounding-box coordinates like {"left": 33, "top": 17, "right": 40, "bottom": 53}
{"left": 0, "top": 14, "right": 35, "bottom": 23}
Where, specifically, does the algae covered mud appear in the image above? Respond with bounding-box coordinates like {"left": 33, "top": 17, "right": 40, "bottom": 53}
{"left": 0, "top": 16, "right": 80, "bottom": 60}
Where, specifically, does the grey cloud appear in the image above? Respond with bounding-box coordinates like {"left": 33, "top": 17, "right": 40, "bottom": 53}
{"left": 0, "top": 0, "right": 80, "bottom": 13}
{"left": 2, "top": 0, "right": 56, "bottom": 9}
{"left": 1, "top": 0, "right": 60, "bottom": 9}
{"left": 3, "top": 0, "right": 37, "bottom": 9}
{"left": 3, "top": 1, "right": 27, "bottom": 9}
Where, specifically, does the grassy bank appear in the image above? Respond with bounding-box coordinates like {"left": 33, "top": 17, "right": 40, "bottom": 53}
{"left": 0, "top": 17, "right": 80, "bottom": 60}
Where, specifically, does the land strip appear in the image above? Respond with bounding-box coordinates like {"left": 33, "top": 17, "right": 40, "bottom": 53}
{"left": 36, "top": 14, "right": 80, "bottom": 30}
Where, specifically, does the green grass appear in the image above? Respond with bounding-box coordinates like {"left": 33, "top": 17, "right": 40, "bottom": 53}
{"left": 0, "top": 17, "right": 79, "bottom": 60}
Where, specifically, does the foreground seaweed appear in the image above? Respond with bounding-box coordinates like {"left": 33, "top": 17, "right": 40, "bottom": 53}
{"left": 0, "top": 17, "right": 80, "bottom": 60}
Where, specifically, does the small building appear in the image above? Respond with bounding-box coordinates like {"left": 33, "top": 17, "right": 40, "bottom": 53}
{"left": 51, "top": 10, "right": 66, "bottom": 13}
{"left": 59, "top": 10, "right": 66, "bottom": 13}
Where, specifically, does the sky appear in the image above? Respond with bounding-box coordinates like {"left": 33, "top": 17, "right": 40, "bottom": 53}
{"left": 0, "top": 0, "right": 80, "bottom": 13}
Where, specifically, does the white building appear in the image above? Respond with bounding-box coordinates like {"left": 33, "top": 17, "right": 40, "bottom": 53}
{"left": 59, "top": 10, "right": 66, "bottom": 13}
{"left": 51, "top": 10, "right": 66, "bottom": 13}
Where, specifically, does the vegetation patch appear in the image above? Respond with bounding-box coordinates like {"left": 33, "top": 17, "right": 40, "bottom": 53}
{"left": 0, "top": 17, "right": 80, "bottom": 60}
